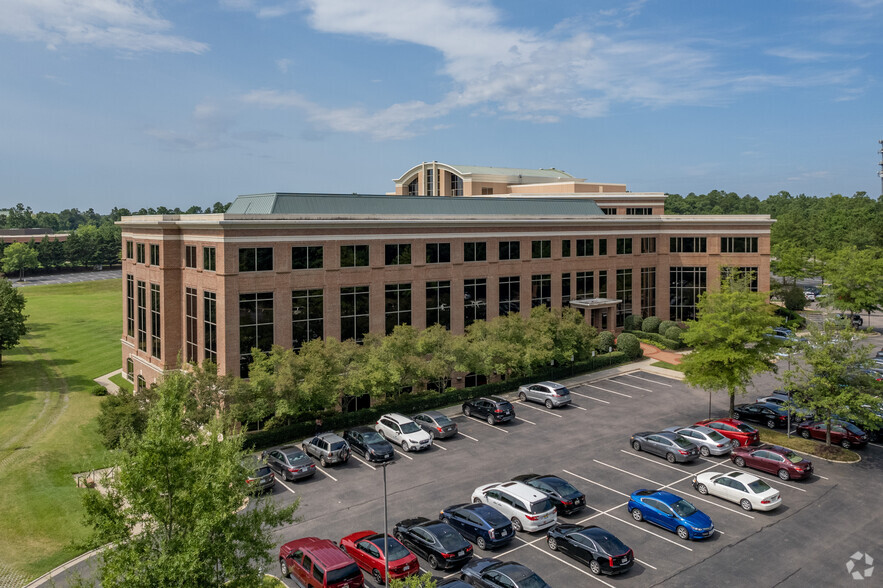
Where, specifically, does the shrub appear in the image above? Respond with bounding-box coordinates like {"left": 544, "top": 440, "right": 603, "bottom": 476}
{"left": 91, "top": 385, "right": 108, "bottom": 396}
{"left": 616, "top": 332, "right": 642, "bottom": 359}
{"left": 659, "top": 320, "right": 677, "bottom": 334}
{"left": 664, "top": 326, "right": 684, "bottom": 344}
{"left": 97, "top": 392, "right": 148, "bottom": 449}
{"left": 779, "top": 284, "right": 806, "bottom": 312}
{"left": 641, "top": 316, "right": 661, "bottom": 334}
{"left": 595, "top": 331, "right": 616, "bottom": 353}
{"left": 623, "top": 314, "right": 643, "bottom": 331}
{"left": 774, "top": 306, "right": 806, "bottom": 329}
{"left": 635, "top": 332, "right": 682, "bottom": 350}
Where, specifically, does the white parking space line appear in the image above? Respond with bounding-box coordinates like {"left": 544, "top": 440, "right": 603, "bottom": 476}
{"left": 394, "top": 448, "right": 414, "bottom": 460}
{"left": 350, "top": 454, "right": 376, "bottom": 470}
{"left": 620, "top": 449, "right": 691, "bottom": 473}
{"left": 515, "top": 401, "right": 563, "bottom": 417}
{"left": 636, "top": 558, "right": 657, "bottom": 570}
{"left": 602, "top": 512, "right": 693, "bottom": 552}
{"left": 314, "top": 465, "right": 338, "bottom": 482}
{"left": 593, "top": 459, "right": 663, "bottom": 486}
{"left": 563, "top": 469, "right": 631, "bottom": 498}
{"left": 569, "top": 390, "right": 610, "bottom": 404}
{"left": 868, "top": 442, "right": 883, "bottom": 449}
{"left": 514, "top": 416, "right": 537, "bottom": 425}
{"left": 627, "top": 374, "right": 672, "bottom": 387}
{"left": 714, "top": 529, "right": 725, "bottom": 535}
{"left": 275, "top": 479, "right": 297, "bottom": 495}
{"left": 522, "top": 540, "right": 616, "bottom": 588}
{"left": 567, "top": 403, "right": 588, "bottom": 411}
{"left": 457, "top": 431, "right": 480, "bottom": 442}
{"left": 584, "top": 383, "right": 632, "bottom": 398}
{"left": 473, "top": 419, "right": 510, "bottom": 433}
{"left": 815, "top": 473, "right": 829, "bottom": 480}
{"left": 607, "top": 379, "right": 652, "bottom": 392}
{"left": 433, "top": 442, "right": 448, "bottom": 451}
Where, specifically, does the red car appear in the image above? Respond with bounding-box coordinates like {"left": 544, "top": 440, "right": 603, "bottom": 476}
{"left": 797, "top": 420, "right": 869, "bottom": 449}
{"left": 279, "top": 537, "right": 364, "bottom": 588}
{"left": 340, "top": 530, "right": 420, "bottom": 584}
{"left": 731, "top": 444, "right": 814, "bottom": 480}
{"left": 694, "top": 418, "right": 759, "bottom": 448}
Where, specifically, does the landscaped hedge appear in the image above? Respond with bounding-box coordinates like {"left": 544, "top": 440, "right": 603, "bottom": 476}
{"left": 615, "top": 333, "right": 642, "bottom": 359}
{"left": 774, "top": 306, "right": 807, "bottom": 329}
{"left": 641, "top": 316, "right": 661, "bottom": 334}
{"left": 243, "top": 351, "right": 633, "bottom": 450}
{"left": 624, "top": 329, "right": 684, "bottom": 350}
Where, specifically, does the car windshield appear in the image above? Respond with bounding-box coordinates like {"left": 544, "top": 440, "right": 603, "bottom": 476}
{"left": 371, "top": 537, "right": 410, "bottom": 560}
{"left": 400, "top": 422, "right": 421, "bottom": 434}
{"left": 434, "top": 415, "right": 453, "bottom": 426}
{"left": 253, "top": 465, "right": 271, "bottom": 477}
{"left": 544, "top": 478, "right": 579, "bottom": 496}
{"left": 785, "top": 452, "right": 805, "bottom": 464}
{"left": 672, "top": 436, "right": 694, "bottom": 449}
{"left": 706, "top": 430, "right": 726, "bottom": 441}
{"left": 474, "top": 506, "right": 508, "bottom": 526}
{"left": 517, "top": 573, "right": 548, "bottom": 588}
{"left": 747, "top": 479, "right": 771, "bottom": 493}
{"left": 330, "top": 441, "right": 347, "bottom": 451}
{"left": 670, "top": 500, "right": 697, "bottom": 517}
{"left": 431, "top": 525, "right": 466, "bottom": 551}
{"left": 325, "top": 563, "right": 361, "bottom": 583}
{"left": 529, "top": 499, "right": 554, "bottom": 514}
{"left": 587, "top": 531, "right": 628, "bottom": 555}
{"left": 286, "top": 451, "right": 309, "bottom": 463}
{"left": 362, "top": 431, "right": 385, "bottom": 444}
{"left": 735, "top": 423, "right": 756, "bottom": 433}
{"left": 842, "top": 422, "right": 864, "bottom": 435}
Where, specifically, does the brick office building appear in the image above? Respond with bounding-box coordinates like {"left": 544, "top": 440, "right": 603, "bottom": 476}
{"left": 119, "top": 162, "right": 772, "bottom": 388}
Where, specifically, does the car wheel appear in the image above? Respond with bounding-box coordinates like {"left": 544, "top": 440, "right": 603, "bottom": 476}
{"left": 372, "top": 569, "right": 383, "bottom": 584}
{"left": 841, "top": 439, "right": 852, "bottom": 449}
{"left": 320, "top": 456, "right": 327, "bottom": 467}
{"left": 731, "top": 439, "right": 741, "bottom": 448}
{"left": 477, "top": 536, "right": 487, "bottom": 550}
{"left": 428, "top": 554, "right": 441, "bottom": 570}
{"left": 778, "top": 468, "right": 790, "bottom": 481}
{"left": 632, "top": 441, "right": 641, "bottom": 452}
{"left": 734, "top": 412, "right": 742, "bottom": 421}
{"left": 402, "top": 441, "right": 410, "bottom": 452}
{"left": 487, "top": 415, "right": 495, "bottom": 426}
{"left": 801, "top": 430, "right": 811, "bottom": 439}
{"left": 666, "top": 452, "right": 676, "bottom": 464}
{"left": 697, "top": 483, "right": 708, "bottom": 495}
{"left": 677, "top": 525, "right": 690, "bottom": 540}
{"left": 734, "top": 456, "right": 746, "bottom": 467}
{"left": 766, "top": 419, "right": 777, "bottom": 430}
{"left": 545, "top": 399, "right": 554, "bottom": 409}
{"left": 740, "top": 498, "right": 753, "bottom": 511}
{"left": 589, "top": 559, "right": 602, "bottom": 575}
{"left": 464, "top": 406, "right": 472, "bottom": 417}
{"left": 519, "top": 391, "right": 527, "bottom": 401}
{"left": 547, "top": 536, "right": 557, "bottom": 551}
{"left": 279, "top": 558, "right": 289, "bottom": 578}
{"left": 631, "top": 508, "right": 643, "bottom": 522}
{"left": 700, "top": 446, "right": 710, "bottom": 457}
{"left": 511, "top": 517, "right": 523, "bottom": 532}
{"left": 394, "top": 531, "right": 404, "bottom": 542}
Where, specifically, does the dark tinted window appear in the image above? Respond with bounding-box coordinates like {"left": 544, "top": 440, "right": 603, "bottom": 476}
{"left": 434, "top": 415, "right": 453, "bottom": 426}
{"left": 325, "top": 563, "right": 361, "bottom": 583}
{"left": 311, "top": 562, "right": 324, "bottom": 583}
{"left": 735, "top": 423, "right": 755, "bottom": 433}
{"left": 544, "top": 478, "right": 579, "bottom": 496}
{"left": 671, "top": 499, "right": 697, "bottom": 517}
{"left": 584, "top": 530, "right": 628, "bottom": 555}
{"left": 254, "top": 465, "right": 271, "bottom": 477}
{"left": 673, "top": 436, "right": 694, "bottom": 449}
{"left": 529, "top": 498, "right": 553, "bottom": 513}
{"left": 330, "top": 441, "right": 346, "bottom": 450}
{"left": 362, "top": 431, "right": 385, "bottom": 444}
{"left": 430, "top": 524, "right": 466, "bottom": 551}
{"left": 470, "top": 504, "right": 508, "bottom": 526}
{"left": 372, "top": 537, "right": 410, "bottom": 560}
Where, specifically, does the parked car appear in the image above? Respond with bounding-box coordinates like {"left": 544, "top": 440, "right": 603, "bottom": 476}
{"left": 471, "top": 481, "right": 558, "bottom": 532}
{"left": 339, "top": 530, "right": 419, "bottom": 584}
{"left": 630, "top": 431, "right": 699, "bottom": 463}
{"left": 460, "top": 559, "right": 550, "bottom": 588}
{"left": 694, "top": 418, "right": 759, "bottom": 447}
{"left": 342, "top": 427, "right": 394, "bottom": 462}
{"left": 767, "top": 327, "right": 794, "bottom": 341}
{"left": 302, "top": 432, "right": 350, "bottom": 467}
{"left": 393, "top": 517, "right": 473, "bottom": 570}
{"left": 756, "top": 391, "right": 814, "bottom": 421}
{"left": 627, "top": 490, "right": 714, "bottom": 540}
{"left": 546, "top": 524, "right": 634, "bottom": 575}
{"left": 804, "top": 291, "right": 816, "bottom": 302}
{"left": 278, "top": 537, "right": 364, "bottom": 588}
{"left": 413, "top": 410, "right": 459, "bottom": 439}
{"left": 266, "top": 446, "right": 317, "bottom": 482}
{"left": 797, "top": 420, "right": 869, "bottom": 449}
{"left": 692, "top": 471, "right": 781, "bottom": 511}
{"left": 375, "top": 413, "right": 433, "bottom": 452}
{"left": 663, "top": 425, "right": 734, "bottom": 457}
{"left": 462, "top": 397, "right": 515, "bottom": 425}
{"left": 836, "top": 313, "right": 863, "bottom": 328}
{"left": 517, "top": 381, "right": 572, "bottom": 409}
{"left": 733, "top": 402, "right": 789, "bottom": 429}
{"left": 438, "top": 580, "right": 472, "bottom": 588}
{"left": 731, "top": 444, "right": 814, "bottom": 480}
{"left": 242, "top": 456, "right": 275, "bottom": 493}
{"left": 510, "top": 473, "right": 586, "bottom": 515}
{"left": 439, "top": 503, "right": 514, "bottom": 550}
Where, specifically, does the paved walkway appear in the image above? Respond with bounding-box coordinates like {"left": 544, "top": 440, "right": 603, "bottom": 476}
{"left": 94, "top": 370, "right": 122, "bottom": 395}
{"left": 639, "top": 341, "right": 684, "bottom": 365}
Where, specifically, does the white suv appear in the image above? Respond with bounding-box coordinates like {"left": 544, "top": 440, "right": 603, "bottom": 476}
{"left": 375, "top": 413, "right": 433, "bottom": 452}
{"left": 471, "top": 481, "right": 557, "bottom": 532}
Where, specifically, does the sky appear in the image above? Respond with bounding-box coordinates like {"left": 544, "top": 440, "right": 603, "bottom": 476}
{"left": 1, "top": 0, "right": 883, "bottom": 213}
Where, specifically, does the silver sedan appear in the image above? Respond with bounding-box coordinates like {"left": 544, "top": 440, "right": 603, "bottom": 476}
{"left": 517, "top": 381, "right": 572, "bottom": 409}
{"left": 665, "top": 425, "right": 733, "bottom": 457}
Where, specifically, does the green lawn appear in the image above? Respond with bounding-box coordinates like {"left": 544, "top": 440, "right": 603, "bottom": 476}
{"left": 0, "top": 279, "right": 121, "bottom": 580}
{"left": 109, "top": 372, "right": 133, "bottom": 394}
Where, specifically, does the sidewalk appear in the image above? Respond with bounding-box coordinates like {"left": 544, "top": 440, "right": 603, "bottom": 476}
{"left": 93, "top": 369, "right": 122, "bottom": 395}
{"left": 639, "top": 342, "right": 684, "bottom": 366}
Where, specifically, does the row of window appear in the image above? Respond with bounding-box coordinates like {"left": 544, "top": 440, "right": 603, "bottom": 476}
{"left": 126, "top": 275, "right": 162, "bottom": 360}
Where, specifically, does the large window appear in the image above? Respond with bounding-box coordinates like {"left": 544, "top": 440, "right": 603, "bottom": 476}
{"left": 136, "top": 243, "right": 145, "bottom": 264}
{"left": 126, "top": 275, "right": 135, "bottom": 337}
{"left": 464, "top": 278, "right": 487, "bottom": 327}
{"left": 641, "top": 237, "right": 656, "bottom": 254}
{"left": 464, "top": 242, "right": 487, "bottom": 262}
{"left": 136, "top": 280, "right": 147, "bottom": 352}
{"left": 499, "top": 276, "right": 520, "bottom": 315}
{"left": 598, "top": 270, "right": 608, "bottom": 298}
{"left": 185, "top": 246, "right": 197, "bottom": 269}
{"left": 600, "top": 207, "right": 617, "bottom": 215}
{"left": 426, "top": 169, "right": 434, "bottom": 196}
{"left": 562, "top": 240, "right": 571, "bottom": 258}
{"left": 562, "top": 273, "right": 571, "bottom": 306}
{"left": 426, "top": 281, "right": 451, "bottom": 329}
{"left": 407, "top": 177, "right": 418, "bottom": 195}
{"left": 385, "top": 283, "right": 412, "bottom": 334}
{"left": 239, "top": 292, "right": 274, "bottom": 377}
{"left": 204, "top": 291, "right": 217, "bottom": 363}
{"left": 626, "top": 207, "right": 653, "bottom": 215}
{"left": 721, "top": 266, "right": 759, "bottom": 292}
{"left": 641, "top": 268, "right": 656, "bottom": 317}
{"left": 341, "top": 286, "right": 370, "bottom": 343}
{"left": 426, "top": 243, "right": 451, "bottom": 264}
{"left": 203, "top": 246, "right": 216, "bottom": 271}
{"left": 575, "top": 239, "right": 593, "bottom": 257}
{"left": 670, "top": 266, "right": 707, "bottom": 321}
{"left": 292, "top": 246, "right": 323, "bottom": 269}
{"left": 531, "top": 240, "right": 551, "bottom": 259}
{"left": 239, "top": 247, "right": 273, "bottom": 272}
{"left": 615, "top": 269, "right": 632, "bottom": 328}
{"left": 385, "top": 243, "right": 411, "bottom": 265}
{"left": 340, "top": 245, "right": 369, "bottom": 267}
{"left": 616, "top": 238, "right": 633, "bottom": 255}
{"left": 126, "top": 241, "right": 133, "bottom": 259}
{"left": 149, "top": 244, "right": 160, "bottom": 266}
{"left": 450, "top": 173, "right": 463, "bottom": 196}
{"left": 185, "top": 287, "right": 197, "bottom": 363}
{"left": 670, "top": 237, "right": 707, "bottom": 253}
{"left": 292, "top": 289, "right": 324, "bottom": 350}
{"left": 531, "top": 274, "right": 551, "bottom": 308}
{"left": 150, "top": 283, "right": 161, "bottom": 359}
{"left": 599, "top": 239, "right": 608, "bottom": 256}
{"left": 499, "top": 241, "right": 520, "bottom": 261}
{"left": 576, "top": 271, "right": 594, "bottom": 299}
{"left": 721, "top": 237, "right": 759, "bottom": 253}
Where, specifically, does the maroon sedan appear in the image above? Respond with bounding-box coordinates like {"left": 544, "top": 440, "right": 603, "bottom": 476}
{"left": 694, "top": 418, "right": 760, "bottom": 448}
{"left": 797, "top": 420, "right": 868, "bottom": 449}
{"left": 731, "top": 444, "right": 813, "bottom": 480}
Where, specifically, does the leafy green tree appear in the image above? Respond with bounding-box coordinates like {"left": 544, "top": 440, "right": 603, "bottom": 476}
{"left": 96, "top": 389, "right": 152, "bottom": 449}
{"left": 1, "top": 242, "right": 39, "bottom": 280}
{"left": 818, "top": 246, "right": 883, "bottom": 323}
{"left": 378, "top": 325, "right": 426, "bottom": 395}
{"left": 770, "top": 241, "right": 810, "bottom": 286}
{"left": 417, "top": 324, "right": 459, "bottom": 391}
{"left": 616, "top": 333, "right": 642, "bottom": 359}
{"left": 81, "top": 372, "right": 297, "bottom": 587}
{"left": 390, "top": 573, "right": 437, "bottom": 588}
{"left": 0, "top": 278, "right": 28, "bottom": 366}
{"left": 680, "top": 277, "right": 782, "bottom": 416}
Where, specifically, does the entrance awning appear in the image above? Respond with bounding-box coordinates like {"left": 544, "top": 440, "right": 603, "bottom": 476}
{"left": 568, "top": 297, "right": 621, "bottom": 310}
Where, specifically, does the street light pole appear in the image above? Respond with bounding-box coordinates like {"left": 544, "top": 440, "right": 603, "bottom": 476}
{"left": 381, "top": 461, "right": 391, "bottom": 587}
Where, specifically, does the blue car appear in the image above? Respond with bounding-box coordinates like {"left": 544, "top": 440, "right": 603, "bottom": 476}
{"left": 627, "top": 490, "right": 714, "bottom": 540}
{"left": 439, "top": 503, "right": 515, "bottom": 550}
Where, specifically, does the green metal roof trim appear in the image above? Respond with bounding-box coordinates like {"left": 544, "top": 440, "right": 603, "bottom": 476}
{"left": 226, "top": 193, "right": 604, "bottom": 217}
{"left": 447, "top": 165, "right": 574, "bottom": 179}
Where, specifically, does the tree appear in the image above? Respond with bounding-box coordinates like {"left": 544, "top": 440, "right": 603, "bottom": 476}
{"left": 0, "top": 278, "right": 28, "bottom": 366}
{"left": 770, "top": 241, "right": 810, "bottom": 286}
{"left": 680, "top": 277, "right": 782, "bottom": 416}
{"left": 818, "top": 246, "right": 883, "bottom": 324}
{"left": 390, "top": 573, "right": 437, "bottom": 588}
{"left": 1, "top": 242, "right": 39, "bottom": 281}
{"left": 81, "top": 372, "right": 297, "bottom": 587}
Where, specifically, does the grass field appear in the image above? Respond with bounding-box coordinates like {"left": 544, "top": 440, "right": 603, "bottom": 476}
{"left": 0, "top": 279, "right": 121, "bottom": 581}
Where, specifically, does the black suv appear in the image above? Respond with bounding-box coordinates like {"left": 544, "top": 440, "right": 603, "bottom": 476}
{"left": 342, "top": 426, "right": 394, "bottom": 462}
{"left": 733, "top": 402, "right": 789, "bottom": 429}
{"left": 463, "top": 397, "right": 515, "bottom": 425}
{"left": 511, "top": 474, "right": 586, "bottom": 515}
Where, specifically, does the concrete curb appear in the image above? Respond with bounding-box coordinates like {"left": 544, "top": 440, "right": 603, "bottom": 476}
{"left": 23, "top": 546, "right": 106, "bottom": 588}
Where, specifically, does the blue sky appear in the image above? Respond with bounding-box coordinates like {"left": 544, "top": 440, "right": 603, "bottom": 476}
{"left": 1, "top": 0, "right": 882, "bottom": 213}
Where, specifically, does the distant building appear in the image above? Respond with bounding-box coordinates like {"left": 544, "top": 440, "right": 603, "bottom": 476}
{"left": 119, "top": 162, "right": 772, "bottom": 388}
{"left": 0, "top": 228, "right": 69, "bottom": 245}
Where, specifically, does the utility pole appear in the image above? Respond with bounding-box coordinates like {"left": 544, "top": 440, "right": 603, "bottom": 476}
{"left": 878, "top": 140, "right": 883, "bottom": 196}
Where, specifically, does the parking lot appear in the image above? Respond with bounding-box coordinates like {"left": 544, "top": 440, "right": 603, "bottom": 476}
{"left": 259, "top": 364, "right": 883, "bottom": 587}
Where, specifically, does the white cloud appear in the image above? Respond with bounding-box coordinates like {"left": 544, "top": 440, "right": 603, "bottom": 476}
{"left": 146, "top": 99, "right": 282, "bottom": 150}
{"left": 275, "top": 58, "right": 292, "bottom": 73}
{"left": 787, "top": 171, "right": 831, "bottom": 181}
{"left": 766, "top": 47, "right": 839, "bottom": 62}
{"left": 0, "top": 0, "right": 208, "bottom": 53}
